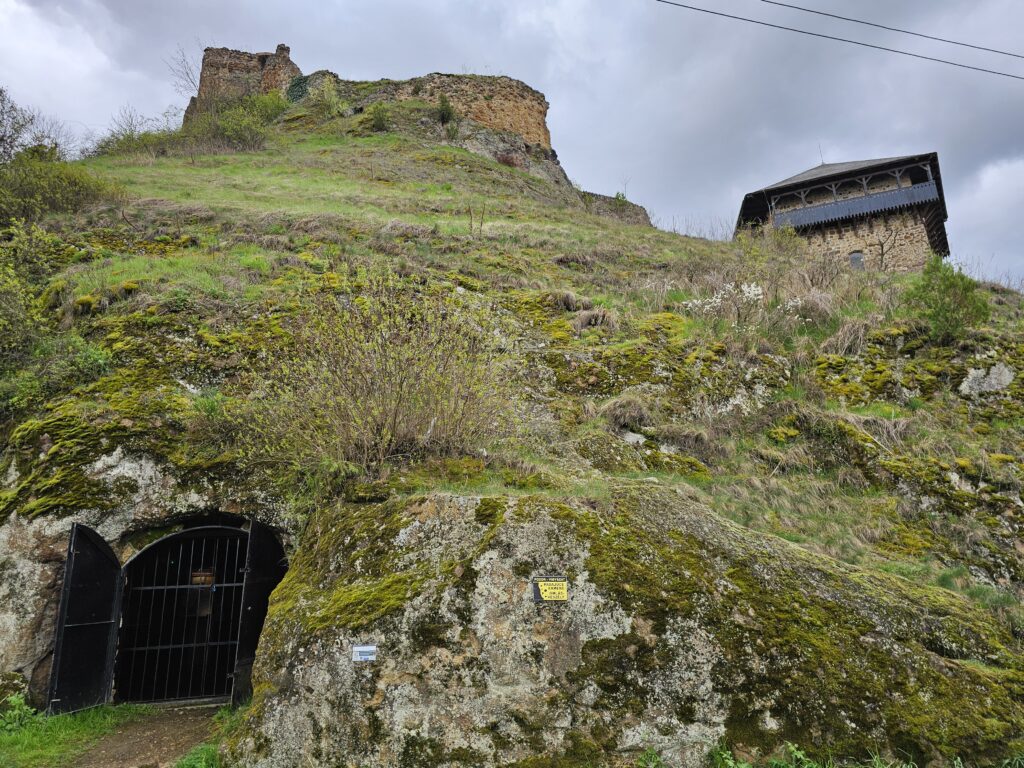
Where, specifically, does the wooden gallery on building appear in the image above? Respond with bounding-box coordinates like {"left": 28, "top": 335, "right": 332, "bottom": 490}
{"left": 735, "top": 153, "right": 950, "bottom": 272}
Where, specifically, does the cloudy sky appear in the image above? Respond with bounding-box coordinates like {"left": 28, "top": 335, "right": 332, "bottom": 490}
{"left": 1, "top": 0, "right": 1021, "bottom": 279}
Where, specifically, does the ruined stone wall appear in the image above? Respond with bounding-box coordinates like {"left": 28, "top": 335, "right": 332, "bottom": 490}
{"left": 184, "top": 44, "right": 301, "bottom": 122}
{"left": 584, "top": 192, "right": 653, "bottom": 227}
{"left": 331, "top": 73, "right": 553, "bottom": 148}
{"left": 801, "top": 209, "right": 934, "bottom": 272}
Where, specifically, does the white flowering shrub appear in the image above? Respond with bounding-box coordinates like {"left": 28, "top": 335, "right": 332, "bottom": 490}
{"left": 683, "top": 280, "right": 818, "bottom": 346}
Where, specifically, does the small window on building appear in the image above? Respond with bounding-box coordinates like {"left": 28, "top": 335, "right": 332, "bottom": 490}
{"left": 849, "top": 251, "right": 865, "bottom": 270}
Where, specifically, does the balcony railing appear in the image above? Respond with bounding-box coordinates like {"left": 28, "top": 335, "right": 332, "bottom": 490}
{"left": 772, "top": 180, "right": 939, "bottom": 229}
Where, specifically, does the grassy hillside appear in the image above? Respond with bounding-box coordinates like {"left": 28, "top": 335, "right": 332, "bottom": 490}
{"left": 2, "top": 91, "right": 1023, "bottom": 764}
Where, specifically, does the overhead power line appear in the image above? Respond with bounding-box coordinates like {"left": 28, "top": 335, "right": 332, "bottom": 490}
{"left": 761, "top": 1, "right": 1024, "bottom": 61}
{"left": 653, "top": 0, "right": 1024, "bottom": 82}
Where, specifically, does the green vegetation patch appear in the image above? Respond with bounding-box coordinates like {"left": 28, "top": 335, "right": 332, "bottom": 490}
{"left": 0, "top": 702, "right": 150, "bottom": 768}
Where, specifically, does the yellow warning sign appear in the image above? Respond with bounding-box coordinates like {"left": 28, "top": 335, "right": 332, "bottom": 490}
{"left": 533, "top": 577, "right": 568, "bottom": 603}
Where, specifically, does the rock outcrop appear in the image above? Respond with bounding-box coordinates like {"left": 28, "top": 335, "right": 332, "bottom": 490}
{"left": 228, "top": 489, "right": 1024, "bottom": 767}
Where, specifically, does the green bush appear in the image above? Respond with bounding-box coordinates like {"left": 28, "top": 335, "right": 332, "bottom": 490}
{"left": 903, "top": 254, "right": 990, "bottom": 343}
{"left": 368, "top": 102, "right": 390, "bottom": 132}
{"left": 96, "top": 93, "right": 289, "bottom": 158}
{"left": 437, "top": 93, "right": 456, "bottom": 125}
{"left": 0, "top": 260, "right": 36, "bottom": 372}
{"left": 1, "top": 220, "right": 79, "bottom": 284}
{"left": 174, "top": 742, "right": 220, "bottom": 768}
{"left": 0, "top": 153, "right": 120, "bottom": 226}
{"left": 306, "top": 78, "right": 343, "bottom": 121}
{"left": 635, "top": 748, "right": 668, "bottom": 768}
{"left": 213, "top": 107, "right": 267, "bottom": 152}
{"left": 0, "top": 334, "right": 110, "bottom": 414}
{"left": 240, "top": 92, "right": 289, "bottom": 124}
{"left": 286, "top": 75, "right": 310, "bottom": 102}
{"left": 0, "top": 694, "right": 38, "bottom": 732}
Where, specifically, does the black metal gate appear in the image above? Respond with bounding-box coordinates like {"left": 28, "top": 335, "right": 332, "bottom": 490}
{"left": 47, "top": 524, "right": 122, "bottom": 713}
{"left": 113, "top": 526, "right": 248, "bottom": 703}
{"left": 232, "top": 521, "right": 289, "bottom": 705}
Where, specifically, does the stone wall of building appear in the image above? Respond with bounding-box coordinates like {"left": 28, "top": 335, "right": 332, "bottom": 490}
{"left": 801, "top": 209, "right": 934, "bottom": 272}
{"left": 184, "top": 44, "right": 301, "bottom": 122}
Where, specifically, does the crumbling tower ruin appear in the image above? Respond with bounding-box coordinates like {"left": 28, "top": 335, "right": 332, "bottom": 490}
{"left": 183, "top": 43, "right": 301, "bottom": 123}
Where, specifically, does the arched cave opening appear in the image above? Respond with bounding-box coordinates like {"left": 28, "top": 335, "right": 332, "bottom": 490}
{"left": 46, "top": 517, "right": 287, "bottom": 713}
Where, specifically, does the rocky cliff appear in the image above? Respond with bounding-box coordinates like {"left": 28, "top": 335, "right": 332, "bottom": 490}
{"left": 229, "top": 490, "right": 1024, "bottom": 767}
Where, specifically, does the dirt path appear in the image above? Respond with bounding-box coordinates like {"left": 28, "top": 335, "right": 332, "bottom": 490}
{"left": 74, "top": 705, "right": 217, "bottom": 768}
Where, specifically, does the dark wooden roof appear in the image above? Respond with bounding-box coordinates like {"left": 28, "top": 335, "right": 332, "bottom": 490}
{"left": 761, "top": 156, "right": 923, "bottom": 191}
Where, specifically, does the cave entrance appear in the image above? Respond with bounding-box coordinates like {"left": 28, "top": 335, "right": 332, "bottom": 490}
{"left": 47, "top": 520, "right": 286, "bottom": 713}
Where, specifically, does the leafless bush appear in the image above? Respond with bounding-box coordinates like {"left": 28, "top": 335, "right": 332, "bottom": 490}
{"left": 821, "top": 316, "right": 877, "bottom": 356}
{"left": 166, "top": 42, "right": 203, "bottom": 98}
{"left": 554, "top": 251, "right": 594, "bottom": 268}
{"left": 843, "top": 413, "right": 911, "bottom": 452}
{"left": 600, "top": 393, "right": 654, "bottom": 431}
{"left": 380, "top": 219, "right": 434, "bottom": 239}
{"left": 795, "top": 289, "right": 836, "bottom": 326}
{"left": 0, "top": 86, "right": 33, "bottom": 162}
{"left": 236, "top": 274, "right": 516, "bottom": 479}
{"left": 546, "top": 289, "right": 592, "bottom": 312}
{"left": 496, "top": 151, "right": 523, "bottom": 168}
{"left": 24, "top": 109, "right": 78, "bottom": 159}
{"left": 572, "top": 306, "right": 618, "bottom": 334}
{"left": 797, "top": 252, "right": 846, "bottom": 291}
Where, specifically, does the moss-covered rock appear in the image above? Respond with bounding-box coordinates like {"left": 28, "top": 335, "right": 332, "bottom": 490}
{"left": 229, "top": 490, "right": 1024, "bottom": 767}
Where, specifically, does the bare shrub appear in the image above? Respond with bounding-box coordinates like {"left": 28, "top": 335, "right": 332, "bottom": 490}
{"left": 236, "top": 273, "right": 516, "bottom": 480}
{"left": 380, "top": 219, "right": 433, "bottom": 239}
{"left": 0, "top": 86, "right": 33, "bottom": 163}
{"left": 600, "top": 393, "right": 654, "bottom": 431}
{"left": 795, "top": 289, "right": 836, "bottom": 326}
{"left": 572, "top": 307, "right": 618, "bottom": 334}
{"left": 651, "top": 423, "right": 717, "bottom": 458}
{"left": 821, "top": 317, "right": 876, "bottom": 355}
{"left": 546, "top": 289, "right": 592, "bottom": 312}
{"left": 554, "top": 251, "right": 594, "bottom": 268}
{"left": 496, "top": 151, "right": 523, "bottom": 168}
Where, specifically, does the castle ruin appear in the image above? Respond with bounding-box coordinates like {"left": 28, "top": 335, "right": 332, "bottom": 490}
{"left": 183, "top": 44, "right": 301, "bottom": 123}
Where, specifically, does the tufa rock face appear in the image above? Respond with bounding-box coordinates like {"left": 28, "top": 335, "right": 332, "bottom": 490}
{"left": 228, "top": 489, "right": 1024, "bottom": 767}
{"left": 184, "top": 43, "right": 301, "bottom": 123}
{"left": 403, "top": 73, "right": 553, "bottom": 149}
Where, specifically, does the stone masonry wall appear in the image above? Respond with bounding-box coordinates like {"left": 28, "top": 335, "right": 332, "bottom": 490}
{"left": 585, "top": 192, "right": 653, "bottom": 226}
{"left": 331, "top": 73, "right": 553, "bottom": 149}
{"left": 184, "top": 44, "right": 301, "bottom": 122}
{"left": 802, "top": 209, "right": 934, "bottom": 272}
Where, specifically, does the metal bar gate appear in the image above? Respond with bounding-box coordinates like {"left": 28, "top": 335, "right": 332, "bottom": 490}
{"left": 114, "top": 526, "right": 248, "bottom": 703}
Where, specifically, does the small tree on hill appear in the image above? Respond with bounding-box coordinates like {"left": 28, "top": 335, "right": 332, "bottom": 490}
{"left": 0, "top": 86, "right": 33, "bottom": 163}
{"left": 903, "top": 254, "right": 990, "bottom": 343}
{"left": 437, "top": 93, "right": 455, "bottom": 125}
{"left": 369, "top": 102, "right": 390, "bottom": 132}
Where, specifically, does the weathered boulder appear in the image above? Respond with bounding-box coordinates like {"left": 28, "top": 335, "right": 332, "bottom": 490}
{"left": 228, "top": 487, "right": 1024, "bottom": 767}
{"left": 959, "top": 362, "right": 1015, "bottom": 397}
